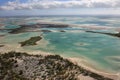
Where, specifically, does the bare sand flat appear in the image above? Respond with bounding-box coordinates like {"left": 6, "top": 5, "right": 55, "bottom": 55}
{"left": 68, "top": 58, "right": 119, "bottom": 80}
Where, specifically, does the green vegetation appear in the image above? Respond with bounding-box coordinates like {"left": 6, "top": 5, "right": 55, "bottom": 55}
{"left": 0, "top": 51, "right": 29, "bottom": 80}
{"left": 20, "top": 36, "right": 42, "bottom": 46}
{"left": 0, "top": 51, "right": 113, "bottom": 80}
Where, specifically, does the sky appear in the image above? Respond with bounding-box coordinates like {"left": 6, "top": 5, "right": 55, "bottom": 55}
{"left": 0, "top": 0, "right": 120, "bottom": 16}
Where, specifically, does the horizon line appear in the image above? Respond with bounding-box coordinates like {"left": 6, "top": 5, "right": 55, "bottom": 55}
{"left": 1, "top": 14, "right": 120, "bottom": 18}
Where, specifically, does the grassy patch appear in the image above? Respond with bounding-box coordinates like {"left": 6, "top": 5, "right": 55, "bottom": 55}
{"left": 20, "top": 36, "right": 42, "bottom": 47}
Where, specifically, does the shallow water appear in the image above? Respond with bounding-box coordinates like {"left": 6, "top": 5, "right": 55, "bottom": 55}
{"left": 0, "top": 16, "right": 120, "bottom": 73}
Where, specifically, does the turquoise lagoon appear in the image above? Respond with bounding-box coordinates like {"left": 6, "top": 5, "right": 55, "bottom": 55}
{"left": 0, "top": 16, "right": 120, "bottom": 73}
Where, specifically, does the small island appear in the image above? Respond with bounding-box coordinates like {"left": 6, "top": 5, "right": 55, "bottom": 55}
{"left": 0, "top": 51, "right": 113, "bottom": 80}
{"left": 20, "top": 36, "right": 42, "bottom": 47}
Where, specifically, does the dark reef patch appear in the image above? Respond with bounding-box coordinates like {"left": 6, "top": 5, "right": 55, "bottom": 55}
{"left": 9, "top": 23, "right": 69, "bottom": 34}
{"left": 41, "top": 30, "right": 52, "bottom": 33}
{"left": 60, "top": 30, "right": 66, "bottom": 32}
{"left": 86, "top": 31, "right": 120, "bottom": 38}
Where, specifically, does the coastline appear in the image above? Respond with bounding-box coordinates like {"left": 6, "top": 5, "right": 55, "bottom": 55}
{"left": 0, "top": 45, "right": 119, "bottom": 80}
{"left": 19, "top": 51, "right": 120, "bottom": 80}
{"left": 68, "top": 58, "right": 119, "bottom": 80}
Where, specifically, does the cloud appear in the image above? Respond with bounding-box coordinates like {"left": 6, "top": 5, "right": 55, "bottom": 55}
{"left": 0, "top": 0, "right": 120, "bottom": 10}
